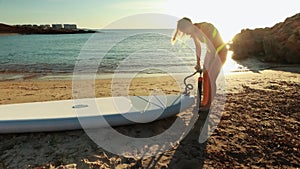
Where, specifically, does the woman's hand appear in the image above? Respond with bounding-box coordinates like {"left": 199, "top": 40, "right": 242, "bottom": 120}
{"left": 194, "top": 64, "right": 200, "bottom": 71}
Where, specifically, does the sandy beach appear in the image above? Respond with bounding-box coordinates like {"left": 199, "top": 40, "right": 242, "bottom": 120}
{"left": 0, "top": 68, "right": 299, "bottom": 168}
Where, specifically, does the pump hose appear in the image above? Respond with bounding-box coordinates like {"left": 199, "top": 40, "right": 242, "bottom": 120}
{"left": 183, "top": 68, "right": 202, "bottom": 95}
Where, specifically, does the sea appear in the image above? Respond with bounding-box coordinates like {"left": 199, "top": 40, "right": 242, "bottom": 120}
{"left": 0, "top": 29, "right": 247, "bottom": 80}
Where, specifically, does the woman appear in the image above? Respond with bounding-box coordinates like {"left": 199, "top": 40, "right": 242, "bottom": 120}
{"left": 172, "top": 17, "right": 227, "bottom": 110}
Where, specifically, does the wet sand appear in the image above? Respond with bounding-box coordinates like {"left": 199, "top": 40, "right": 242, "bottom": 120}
{"left": 0, "top": 69, "right": 299, "bottom": 168}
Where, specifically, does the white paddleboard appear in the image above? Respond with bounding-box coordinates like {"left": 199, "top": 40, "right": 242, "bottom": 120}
{"left": 0, "top": 95, "right": 194, "bottom": 133}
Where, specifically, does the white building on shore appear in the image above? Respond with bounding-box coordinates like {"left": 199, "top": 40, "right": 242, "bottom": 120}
{"left": 52, "top": 24, "right": 63, "bottom": 29}
{"left": 40, "top": 24, "right": 51, "bottom": 29}
{"left": 63, "top": 24, "right": 77, "bottom": 30}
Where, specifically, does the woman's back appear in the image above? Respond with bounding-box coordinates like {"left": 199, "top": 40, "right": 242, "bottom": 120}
{"left": 194, "top": 22, "right": 225, "bottom": 52}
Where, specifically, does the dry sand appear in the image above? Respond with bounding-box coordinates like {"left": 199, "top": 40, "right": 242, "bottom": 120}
{"left": 0, "top": 69, "right": 299, "bottom": 168}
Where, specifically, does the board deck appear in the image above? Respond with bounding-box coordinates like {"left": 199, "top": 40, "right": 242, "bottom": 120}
{"left": 0, "top": 95, "right": 194, "bottom": 133}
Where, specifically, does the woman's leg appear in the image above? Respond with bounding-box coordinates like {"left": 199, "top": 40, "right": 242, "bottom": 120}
{"left": 201, "top": 46, "right": 227, "bottom": 108}
{"left": 202, "top": 52, "right": 226, "bottom": 108}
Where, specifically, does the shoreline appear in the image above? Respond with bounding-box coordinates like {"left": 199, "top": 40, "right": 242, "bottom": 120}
{"left": 0, "top": 72, "right": 186, "bottom": 81}
{"left": 0, "top": 68, "right": 264, "bottom": 82}
{"left": 1, "top": 57, "right": 299, "bottom": 81}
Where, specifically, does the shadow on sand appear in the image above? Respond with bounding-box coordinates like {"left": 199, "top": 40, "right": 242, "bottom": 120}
{"left": 135, "top": 108, "right": 210, "bottom": 169}
{"left": 167, "top": 110, "right": 209, "bottom": 169}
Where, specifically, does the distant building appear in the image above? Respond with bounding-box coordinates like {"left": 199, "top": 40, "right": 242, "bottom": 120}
{"left": 40, "top": 24, "right": 51, "bottom": 29}
{"left": 63, "top": 24, "right": 77, "bottom": 30}
{"left": 52, "top": 24, "right": 63, "bottom": 29}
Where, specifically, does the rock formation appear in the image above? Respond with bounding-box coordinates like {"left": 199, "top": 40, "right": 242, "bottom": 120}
{"left": 231, "top": 13, "right": 300, "bottom": 64}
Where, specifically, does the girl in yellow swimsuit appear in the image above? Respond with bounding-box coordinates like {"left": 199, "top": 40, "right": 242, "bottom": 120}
{"left": 172, "top": 17, "right": 227, "bottom": 110}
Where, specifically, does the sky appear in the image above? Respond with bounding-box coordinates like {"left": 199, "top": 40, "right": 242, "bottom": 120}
{"left": 0, "top": 0, "right": 299, "bottom": 41}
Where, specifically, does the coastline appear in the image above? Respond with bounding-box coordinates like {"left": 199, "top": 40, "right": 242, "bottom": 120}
{"left": 0, "top": 23, "right": 97, "bottom": 35}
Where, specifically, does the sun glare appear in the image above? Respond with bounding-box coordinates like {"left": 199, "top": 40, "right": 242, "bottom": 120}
{"left": 161, "top": 0, "right": 235, "bottom": 42}
{"left": 222, "top": 51, "right": 247, "bottom": 74}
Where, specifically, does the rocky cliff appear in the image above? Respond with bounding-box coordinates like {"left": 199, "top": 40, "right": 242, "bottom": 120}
{"left": 0, "top": 23, "right": 20, "bottom": 33}
{"left": 231, "top": 13, "right": 300, "bottom": 64}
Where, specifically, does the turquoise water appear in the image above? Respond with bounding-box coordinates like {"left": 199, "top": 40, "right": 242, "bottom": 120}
{"left": 0, "top": 29, "right": 250, "bottom": 81}
{"left": 0, "top": 29, "right": 197, "bottom": 75}
{"left": 0, "top": 33, "right": 92, "bottom": 73}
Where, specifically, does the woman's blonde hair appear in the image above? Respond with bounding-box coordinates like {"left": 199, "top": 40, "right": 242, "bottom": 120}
{"left": 172, "top": 17, "right": 194, "bottom": 44}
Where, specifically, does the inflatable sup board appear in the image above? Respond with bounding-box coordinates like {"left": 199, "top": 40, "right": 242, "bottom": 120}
{"left": 0, "top": 95, "right": 194, "bottom": 133}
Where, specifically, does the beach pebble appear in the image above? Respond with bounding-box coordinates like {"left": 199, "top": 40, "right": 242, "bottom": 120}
{"left": 115, "top": 164, "right": 130, "bottom": 169}
{"left": 54, "top": 163, "right": 77, "bottom": 169}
